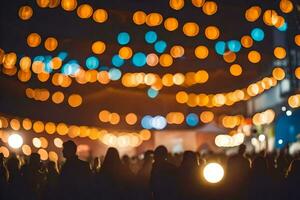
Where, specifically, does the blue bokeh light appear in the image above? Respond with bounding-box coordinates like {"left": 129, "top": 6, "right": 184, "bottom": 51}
{"left": 112, "top": 54, "right": 124, "bottom": 67}
{"left": 215, "top": 41, "right": 226, "bottom": 55}
{"left": 154, "top": 40, "right": 167, "bottom": 53}
{"left": 44, "top": 56, "right": 53, "bottom": 73}
{"left": 251, "top": 28, "right": 265, "bottom": 42}
{"left": 62, "top": 60, "right": 80, "bottom": 75}
{"left": 117, "top": 32, "right": 130, "bottom": 45}
{"left": 86, "top": 56, "right": 99, "bottom": 69}
{"left": 278, "top": 22, "right": 288, "bottom": 32}
{"left": 58, "top": 51, "right": 68, "bottom": 61}
{"left": 145, "top": 31, "right": 158, "bottom": 44}
{"left": 141, "top": 115, "right": 153, "bottom": 129}
{"left": 151, "top": 116, "right": 167, "bottom": 130}
{"left": 34, "top": 55, "right": 45, "bottom": 62}
{"left": 132, "top": 52, "right": 146, "bottom": 67}
{"left": 147, "top": 88, "right": 159, "bottom": 98}
{"left": 108, "top": 68, "right": 122, "bottom": 81}
{"left": 186, "top": 113, "right": 199, "bottom": 127}
{"left": 227, "top": 40, "right": 241, "bottom": 52}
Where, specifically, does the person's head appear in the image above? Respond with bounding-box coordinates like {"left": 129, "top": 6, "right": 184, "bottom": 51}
{"left": 238, "top": 144, "right": 246, "bottom": 155}
{"left": 102, "top": 147, "right": 121, "bottom": 172}
{"left": 62, "top": 140, "right": 77, "bottom": 159}
{"left": 104, "top": 147, "right": 120, "bottom": 165}
{"left": 154, "top": 145, "right": 168, "bottom": 163}
{"left": 6, "top": 154, "right": 19, "bottom": 173}
{"left": 182, "top": 151, "right": 198, "bottom": 167}
{"left": 29, "top": 153, "right": 41, "bottom": 170}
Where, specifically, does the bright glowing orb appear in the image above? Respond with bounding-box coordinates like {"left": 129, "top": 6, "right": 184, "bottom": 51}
{"left": 203, "top": 163, "right": 224, "bottom": 183}
{"left": 8, "top": 134, "right": 23, "bottom": 149}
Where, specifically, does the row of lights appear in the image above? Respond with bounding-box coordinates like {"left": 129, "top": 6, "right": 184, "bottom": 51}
{"left": 0, "top": 115, "right": 151, "bottom": 144}
{"left": 25, "top": 88, "right": 82, "bottom": 107}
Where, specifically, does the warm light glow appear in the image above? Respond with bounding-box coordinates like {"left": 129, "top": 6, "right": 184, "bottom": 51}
{"left": 183, "top": 22, "right": 199, "bottom": 37}
{"left": 44, "top": 37, "right": 58, "bottom": 52}
{"left": 205, "top": 26, "right": 220, "bottom": 40}
{"left": 203, "top": 163, "right": 224, "bottom": 183}
{"left": 248, "top": 50, "right": 261, "bottom": 63}
{"left": 169, "top": 0, "right": 185, "bottom": 10}
{"left": 18, "top": 6, "right": 33, "bottom": 20}
{"left": 164, "top": 17, "right": 178, "bottom": 31}
{"left": 77, "top": 4, "right": 93, "bottom": 19}
{"left": 61, "top": 0, "right": 78, "bottom": 11}
{"left": 230, "top": 64, "right": 242, "bottom": 76}
{"left": 125, "top": 113, "right": 137, "bottom": 125}
{"left": 54, "top": 137, "right": 63, "bottom": 148}
{"left": 93, "top": 9, "right": 108, "bottom": 23}
{"left": 27, "top": 33, "right": 41, "bottom": 48}
{"left": 68, "top": 94, "right": 83, "bottom": 107}
{"left": 202, "top": 1, "right": 218, "bottom": 15}
{"left": 195, "top": 46, "right": 209, "bottom": 59}
{"left": 8, "top": 134, "right": 23, "bottom": 149}
{"left": 133, "top": 11, "right": 146, "bottom": 25}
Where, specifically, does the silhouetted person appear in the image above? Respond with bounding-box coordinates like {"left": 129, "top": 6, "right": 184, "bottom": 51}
{"left": 5, "top": 153, "right": 22, "bottom": 200}
{"left": 44, "top": 161, "right": 59, "bottom": 200}
{"left": 94, "top": 147, "right": 124, "bottom": 200}
{"left": 21, "top": 153, "right": 46, "bottom": 200}
{"left": 150, "top": 146, "right": 178, "bottom": 200}
{"left": 248, "top": 156, "right": 271, "bottom": 200}
{"left": 177, "top": 151, "right": 202, "bottom": 200}
{"left": 137, "top": 150, "right": 154, "bottom": 200}
{"left": 287, "top": 159, "right": 300, "bottom": 200}
{"left": 225, "top": 144, "right": 250, "bottom": 200}
{"left": 0, "top": 153, "right": 7, "bottom": 200}
{"left": 59, "top": 140, "right": 92, "bottom": 200}
{"left": 122, "top": 155, "right": 136, "bottom": 199}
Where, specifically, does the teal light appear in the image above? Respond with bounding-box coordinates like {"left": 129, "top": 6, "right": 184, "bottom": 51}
{"left": 251, "top": 28, "right": 264, "bottom": 42}
{"left": 147, "top": 88, "right": 159, "bottom": 98}
{"left": 227, "top": 40, "right": 241, "bottom": 52}
{"left": 112, "top": 54, "right": 124, "bottom": 67}
{"left": 186, "top": 113, "right": 199, "bottom": 127}
{"left": 86, "top": 56, "right": 99, "bottom": 69}
{"left": 117, "top": 32, "right": 130, "bottom": 45}
{"left": 145, "top": 31, "right": 158, "bottom": 44}
{"left": 215, "top": 41, "right": 226, "bottom": 55}
{"left": 108, "top": 68, "right": 122, "bottom": 81}
{"left": 154, "top": 40, "right": 167, "bottom": 53}
{"left": 132, "top": 52, "right": 146, "bottom": 67}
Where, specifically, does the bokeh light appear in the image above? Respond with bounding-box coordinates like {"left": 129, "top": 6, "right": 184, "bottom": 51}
{"left": 203, "top": 163, "right": 224, "bottom": 183}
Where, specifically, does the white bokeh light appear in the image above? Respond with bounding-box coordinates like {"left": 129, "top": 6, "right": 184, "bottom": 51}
{"left": 8, "top": 133, "right": 23, "bottom": 149}
{"left": 203, "top": 163, "right": 224, "bottom": 184}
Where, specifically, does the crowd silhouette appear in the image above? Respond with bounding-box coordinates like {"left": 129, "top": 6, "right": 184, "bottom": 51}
{"left": 0, "top": 140, "right": 300, "bottom": 200}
